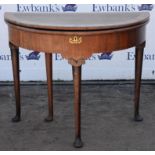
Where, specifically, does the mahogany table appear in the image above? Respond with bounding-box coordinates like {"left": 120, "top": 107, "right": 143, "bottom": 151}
{"left": 4, "top": 12, "right": 150, "bottom": 148}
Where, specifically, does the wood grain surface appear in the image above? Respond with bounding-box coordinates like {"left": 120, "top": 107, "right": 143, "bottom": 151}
{"left": 4, "top": 12, "right": 150, "bottom": 30}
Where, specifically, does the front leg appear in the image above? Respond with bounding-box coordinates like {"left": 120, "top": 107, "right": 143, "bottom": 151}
{"left": 45, "top": 53, "right": 53, "bottom": 122}
{"left": 72, "top": 65, "right": 83, "bottom": 148}
{"left": 134, "top": 42, "right": 145, "bottom": 122}
{"left": 9, "top": 42, "right": 21, "bottom": 122}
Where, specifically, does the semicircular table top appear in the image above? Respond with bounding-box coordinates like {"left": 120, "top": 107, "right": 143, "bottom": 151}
{"left": 4, "top": 12, "right": 150, "bottom": 31}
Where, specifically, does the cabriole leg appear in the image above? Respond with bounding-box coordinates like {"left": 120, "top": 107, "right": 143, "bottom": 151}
{"left": 134, "top": 42, "right": 145, "bottom": 122}
{"left": 72, "top": 66, "right": 83, "bottom": 148}
{"left": 9, "top": 42, "right": 21, "bottom": 122}
{"left": 45, "top": 53, "right": 53, "bottom": 122}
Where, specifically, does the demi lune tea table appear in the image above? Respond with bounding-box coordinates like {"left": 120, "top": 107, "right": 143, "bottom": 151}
{"left": 4, "top": 12, "right": 150, "bottom": 148}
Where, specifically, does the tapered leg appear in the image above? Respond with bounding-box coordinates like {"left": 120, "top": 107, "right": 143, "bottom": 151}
{"left": 72, "top": 66, "right": 83, "bottom": 148}
{"left": 9, "top": 42, "right": 21, "bottom": 122}
{"left": 45, "top": 53, "right": 53, "bottom": 122}
{"left": 134, "top": 42, "right": 145, "bottom": 122}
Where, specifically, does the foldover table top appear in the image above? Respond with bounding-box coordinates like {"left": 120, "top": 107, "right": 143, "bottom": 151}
{"left": 4, "top": 12, "right": 150, "bottom": 31}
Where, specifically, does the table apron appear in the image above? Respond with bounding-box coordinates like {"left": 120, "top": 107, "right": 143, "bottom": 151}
{"left": 8, "top": 24, "right": 146, "bottom": 61}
